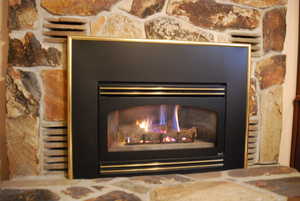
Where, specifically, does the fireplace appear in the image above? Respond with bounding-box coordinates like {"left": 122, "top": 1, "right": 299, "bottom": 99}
{"left": 68, "top": 37, "right": 250, "bottom": 179}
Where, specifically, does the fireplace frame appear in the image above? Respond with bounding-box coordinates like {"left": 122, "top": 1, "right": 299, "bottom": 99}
{"left": 67, "top": 36, "right": 251, "bottom": 179}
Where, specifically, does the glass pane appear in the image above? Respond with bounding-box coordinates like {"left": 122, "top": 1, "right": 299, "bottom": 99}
{"left": 107, "top": 105, "right": 217, "bottom": 152}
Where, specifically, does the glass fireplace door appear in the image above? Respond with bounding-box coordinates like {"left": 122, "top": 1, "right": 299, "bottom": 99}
{"left": 107, "top": 105, "right": 217, "bottom": 152}
{"left": 98, "top": 84, "right": 226, "bottom": 164}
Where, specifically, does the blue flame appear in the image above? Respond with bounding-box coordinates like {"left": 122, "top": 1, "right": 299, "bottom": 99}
{"left": 159, "top": 105, "right": 167, "bottom": 125}
{"left": 172, "top": 105, "right": 180, "bottom": 132}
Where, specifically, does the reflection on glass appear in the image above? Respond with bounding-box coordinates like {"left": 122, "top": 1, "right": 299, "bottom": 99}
{"left": 107, "top": 105, "right": 217, "bottom": 152}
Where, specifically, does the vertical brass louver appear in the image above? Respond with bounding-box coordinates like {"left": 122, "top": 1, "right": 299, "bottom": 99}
{"left": 247, "top": 118, "right": 259, "bottom": 166}
{"left": 42, "top": 122, "right": 68, "bottom": 175}
{"left": 230, "top": 32, "right": 262, "bottom": 57}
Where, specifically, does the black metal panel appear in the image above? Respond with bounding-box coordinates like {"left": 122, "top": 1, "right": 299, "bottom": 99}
{"left": 71, "top": 39, "right": 249, "bottom": 178}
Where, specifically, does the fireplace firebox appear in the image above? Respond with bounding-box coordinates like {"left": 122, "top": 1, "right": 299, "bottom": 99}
{"left": 68, "top": 37, "right": 250, "bottom": 179}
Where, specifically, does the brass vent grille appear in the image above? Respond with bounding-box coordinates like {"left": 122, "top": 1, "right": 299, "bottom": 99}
{"left": 100, "top": 159, "right": 224, "bottom": 175}
{"left": 43, "top": 17, "right": 88, "bottom": 43}
{"left": 230, "top": 32, "right": 262, "bottom": 57}
{"left": 99, "top": 86, "right": 226, "bottom": 96}
{"left": 247, "top": 117, "right": 259, "bottom": 166}
{"left": 42, "top": 122, "right": 68, "bottom": 175}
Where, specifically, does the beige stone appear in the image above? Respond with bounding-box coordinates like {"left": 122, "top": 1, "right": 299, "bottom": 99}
{"left": 112, "top": 179, "right": 151, "bottom": 194}
{"left": 41, "top": 0, "right": 119, "bottom": 16}
{"left": 167, "top": 0, "right": 260, "bottom": 31}
{"left": 145, "top": 17, "right": 213, "bottom": 42}
{"left": 41, "top": 69, "right": 67, "bottom": 121}
{"left": 227, "top": 0, "right": 287, "bottom": 8}
{"left": 6, "top": 115, "right": 40, "bottom": 177}
{"left": 90, "top": 16, "right": 106, "bottom": 36}
{"left": 227, "top": 166, "right": 297, "bottom": 178}
{"left": 101, "top": 14, "right": 144, "bottom": 39}
{"left": 259, "top": 86, "right": 282, "bottom": 162}
{"left": 150, "top": 181, "right": 279, "bottom": 201}
{"left": 9, "top": 0, "right": 38, "bottom": 30}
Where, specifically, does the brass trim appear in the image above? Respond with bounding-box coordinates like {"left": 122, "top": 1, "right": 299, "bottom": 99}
{"left": 101, "top": 159, "right": 224, "bottom": 168}
{"left": 67, "top": 36, "right": 252, "bottom": 178}
{"left": 100, "top": 92, "right": 225, "bottom": 96}
{"left": 100, "top": 163, "right": 224, "bottom": 174}
{"left": 100, "top": 87, "right": 225, "bottom": 91}
{"left": 69, "top": 36, "right": 250, "bottom": 48}
{"left": 243, "top": 43, "right": 252, "bottom": 168}
{"left": 67, "top": 36, "right": 74, "bottom": 179}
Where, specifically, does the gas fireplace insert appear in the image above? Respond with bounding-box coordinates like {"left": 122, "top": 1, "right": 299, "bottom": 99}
{"left": 68, "top": 37, "right": 250, "bottom": 179}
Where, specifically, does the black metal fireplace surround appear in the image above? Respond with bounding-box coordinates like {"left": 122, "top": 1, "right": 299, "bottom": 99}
{"left": 68, "top": 36, "right": 250, "bottom": 179}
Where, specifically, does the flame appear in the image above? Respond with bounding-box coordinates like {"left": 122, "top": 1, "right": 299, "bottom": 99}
{"left": 172, "top": 105, "right": 181, "bottom": 132}
{"left": 163, "top": 136, "right": 176, "bottom": 143}
{"left": 136, "top": 119, "right": 152, "bottom": 132}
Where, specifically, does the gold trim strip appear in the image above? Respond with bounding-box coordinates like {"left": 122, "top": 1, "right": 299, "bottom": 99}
{"left": 67, "top": 36, "right": 74, "bottom": 179}
{"left": 100, "top": 92, "right": 225, "bottom": 96}
{"left": 100, "top": 87, "right": 225, "bottom": 91}
{"left": 69, "top": 36, "right": 251, "bottom": 48}
{"left": 101, "top": 159, "right": 224, "bottom": 168}
{"left": 244, "top": 42, "right": 252, "bottom": 168}
{"left": 100, "top": 163, "right": 224, "bottom": 174}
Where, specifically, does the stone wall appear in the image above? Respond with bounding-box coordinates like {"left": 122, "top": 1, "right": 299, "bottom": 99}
{"left": 7, "top": 0, "right": 288, "bottom": 178}
{"left": 0, "top": 0, "right": 9, "bottom": 180}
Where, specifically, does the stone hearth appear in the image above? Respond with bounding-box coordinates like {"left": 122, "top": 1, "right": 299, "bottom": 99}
{"left": 0, "top": 166, "right": 299, "bottom": 201}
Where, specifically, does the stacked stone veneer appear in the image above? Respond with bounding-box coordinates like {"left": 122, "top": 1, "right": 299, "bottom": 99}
{"left": 7, "top": 0, "right": 287, "bottom": 178}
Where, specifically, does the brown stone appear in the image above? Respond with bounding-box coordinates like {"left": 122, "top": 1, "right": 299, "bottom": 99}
{"left": 0, "top": 178, "right": 79, "bottom": 188}
{"left": 145, "top": 17, "right": 213, "bottom": 42}
{"left": 288, "top": 197, "right": 300, "bottom": 201}
{"left": 101, "top": 14, "right": 144, "bottom": 39}
{"left": 62, "top": 186, "right": 93, "bottom": 199}
{"left": 248, "top": 177, "right": 300, "bottom": 198}
{"left": 41, "top": 0, "right": 119, "bottom": 16}
{"left": 8, "top": 32, "right": 61, "bottom": 67}
{"left": 6, "top": 115, "right": 40, "bottom": 177}
{"left": 150, "top": 181, "right": 279, "bottom": 201}
{"left": 0, "top": 189, "right": 60, "bottom": 201}
{"left": 255, "top": 55, "right": 286, "bottom": 90}
{"left": 249, "top": 78, "right": 258, "bottom": 116}
{"left": 228, "top": 0, "right": 287, "bottom": 8}
{"left": 184, "top": 171, "right": 222, "bottom": 180}
{"left": 227, "top": 166, "right": 297, "bottom": 178}
{"left": 41, "top": 69, "right": 67, "bottom": 121}
{"left": 132, "top": 174, "right": 191, "bottom": 184}
{"left": 0, "top": 80, "right": 8, "bottom": 181}
{"left": 167, "top": 0, "right": 260, "bottom": 31}
{"left": 85, "top": 191, "right": 141, "bottom": 201}
{"left": 92, "top": 185, "right": 105, "bottom": 191}
{"left": 259, "top": 86, "right": 282, "bottom": 162}
{"left": 8, "top": 0, "right": 38, "bottom": 30}
{"left": 6, "top": 68, "right": 40, "bottom": 118}
{"left": 130, "top": 0, "right": 166, "bottom": 18}
{"left": 263, "top": 8, "right": 286, "bottom": 52}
